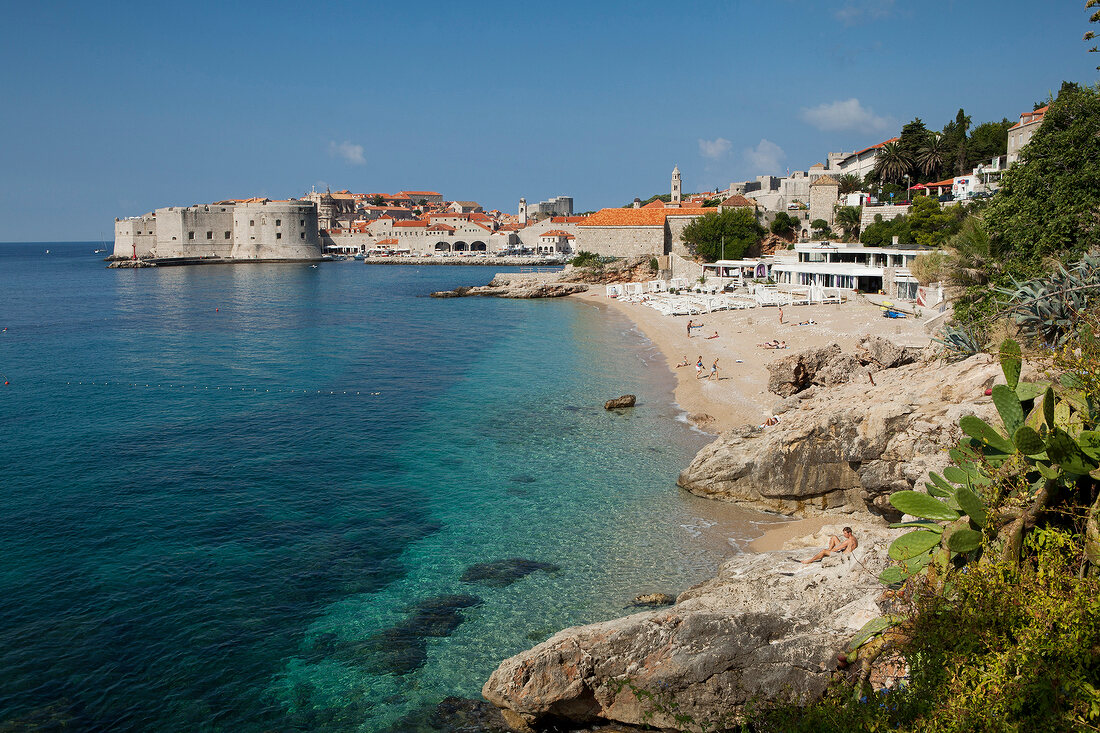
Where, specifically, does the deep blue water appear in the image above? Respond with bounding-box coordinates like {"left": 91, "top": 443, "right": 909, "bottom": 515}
{"left": 0, "top": 243, "right": 767, "bottom": 730}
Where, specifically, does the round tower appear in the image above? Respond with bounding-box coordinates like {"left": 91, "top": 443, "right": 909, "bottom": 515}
{"left": 671, "top": 166, "right": 682, "bottom": 204}
{"left": 318, "top": 189, "right": 337, "bottom": 230}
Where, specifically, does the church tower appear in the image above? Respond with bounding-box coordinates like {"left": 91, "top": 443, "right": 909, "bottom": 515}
{"left": 671, "top": 166, "right": 682, "bottom": 205}
{"left": 518, "top": 197, "right": 528, "bottom": 226}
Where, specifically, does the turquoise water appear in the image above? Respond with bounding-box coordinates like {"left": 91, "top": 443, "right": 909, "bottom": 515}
{"left": 0, "top": 243, "right": 767, "bottom": 730}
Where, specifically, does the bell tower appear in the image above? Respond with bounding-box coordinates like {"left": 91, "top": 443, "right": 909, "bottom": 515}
{"left": 671, "top": 166, "right": 682, "bottom": 205}
{"left": 518, "top": 197, "right": 528, "bottom": 225}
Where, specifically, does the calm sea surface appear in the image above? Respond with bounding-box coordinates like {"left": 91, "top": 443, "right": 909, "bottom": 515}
{"left": 0, "top": 243, "right": 771, "bottom": 731}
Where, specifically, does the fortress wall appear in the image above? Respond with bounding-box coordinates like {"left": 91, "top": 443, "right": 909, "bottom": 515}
{"left": 231, "top": 201, "right": 321, "bottom": 260}
{"left": 575, "top": 226, "right": 665, "bottom": 258}
{"left": 113, "top": 214, "right": 157, "bottom": 258}
{"left": 153, "top": 205, "right": 236, "bottom": 258}
{"left": 665, "top": 218, "right": 698, "bottom": 257}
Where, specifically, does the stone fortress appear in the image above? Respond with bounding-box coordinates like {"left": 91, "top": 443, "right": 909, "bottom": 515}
{"left": 113, "top": 199, "right": 321, "bottom": 262}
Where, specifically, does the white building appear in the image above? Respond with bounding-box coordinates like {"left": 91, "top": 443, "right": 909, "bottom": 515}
{"left": 770, "top": 241, "right": 931, "bottom": 300}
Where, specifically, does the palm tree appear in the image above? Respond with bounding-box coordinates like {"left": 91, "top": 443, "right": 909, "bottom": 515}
{"left": 917, "top": 137, "right": 947, "bottom": 178}
{"left": 834, "top": 206, "right": 862, "bottom": 242}
{"left": 837, "top": 174, "right": 862, "bottom": 195}
{"left": 874, "top": 141, "right": 912, "bottom": 184}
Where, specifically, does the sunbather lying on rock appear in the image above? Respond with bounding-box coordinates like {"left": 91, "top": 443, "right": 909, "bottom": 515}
{"left": 802, "top": 527, "right": 857, "bottom": 564}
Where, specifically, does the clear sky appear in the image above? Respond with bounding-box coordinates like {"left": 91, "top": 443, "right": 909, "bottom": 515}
{"left": 1, "top": 1, "right": 1096, "bottom": 241}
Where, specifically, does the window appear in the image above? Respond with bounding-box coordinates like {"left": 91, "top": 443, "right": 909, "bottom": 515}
{"left": 224, "top": 231, "right": 231, "bottom": 239}
{"left": 299, "top": 219, "right": 304, "bottom": 226}
{"left": 206, "top": 231, "right": 213, "bottom": 240}
{"left": 188, "top": 231, "right": 195, "bottom": 240}
{"left": 249, "top": 220, "right": 254, "bottom": 226}
{"left": 275, "top": 219, "right": 281, "bottom": 226}
{"left": 300, "top": 232, "right": 305, "bottom": 239}
{"left": 276, "top": 232, "right": 282, "bottom": 240}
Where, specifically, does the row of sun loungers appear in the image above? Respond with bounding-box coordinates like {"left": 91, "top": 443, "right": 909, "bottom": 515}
{"left": 610, "top": 283, "right": 845, "bottom": 316}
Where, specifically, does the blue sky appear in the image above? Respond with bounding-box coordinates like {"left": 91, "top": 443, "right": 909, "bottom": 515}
{"left": 0, "top": 0, "right": 1096, "bottom": 241}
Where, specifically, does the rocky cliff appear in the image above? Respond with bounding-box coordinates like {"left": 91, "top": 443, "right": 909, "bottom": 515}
{"left": 483, "top": 522, "right": 902, "bottom": 731}
{"left": 678, "top": 351, "right": 1003, "bottom": 517}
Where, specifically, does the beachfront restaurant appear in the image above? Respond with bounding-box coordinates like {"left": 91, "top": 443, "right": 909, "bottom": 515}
{"left": 700, "top": 259, "right": 773, "bottom": 289}
{"left": 770, "top": 242, "right": 928, "bottom": 300}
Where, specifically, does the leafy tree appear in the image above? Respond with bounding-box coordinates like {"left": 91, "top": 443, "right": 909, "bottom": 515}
{"left": 940, "top": 108, "right": 972, "bottom": 176}
{"left": 906, "top": 196, "right": 958, "bottom": 247}
{"left": 861, "top": 213, "right": 911, "bottom": 246}
{"left": 810, "top": 218, "right": 829, "bottom": 233}
{"left": 702, "top": 197, "right": 722, "bottom": 207}
{"left": 966, "top": 119, "right": 1013, "bottom": 168}
{"left": 984, "top": 81, "right": 1100, "bottom": 276}
{"left": 770, "top": 211, "right": 799, "bottom": 238}
{"left": 834, "top": 206, "right": 862, "bottom": 241}
{"left": 370, "top": 194, "right": 385, "bottom": 206}
{"left": 897, "top": 118, "right": 934, "bottom": 175}
{"left": 679, "top": 208, "right": 764, "bottom": 262}
{"left": 874, "top": 141, "right": 912, "bottom": 184}
{"left": 836, "top": 174, "right": 862, "bottom": 195}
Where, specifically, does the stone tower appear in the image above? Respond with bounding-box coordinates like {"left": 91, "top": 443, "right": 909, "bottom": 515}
{"left": 518, "top": 197, "right": 528, "bottom": 226}
{"left": 671, "top": 166, "right": 682, "bottom": 205}
{"left": 318, "top": 188, "right": 337, "bottom": 231}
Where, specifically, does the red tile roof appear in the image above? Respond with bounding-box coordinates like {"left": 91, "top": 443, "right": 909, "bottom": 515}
{"left": 851, "top": 137, "right": 900, "bottom": 157}
{"left": 578, "top": 208, "right": 715, "bottom": 227}
{"left": 376, "top": 238, "right": 399, "bottom": 245}
{"left": 550, "top": 216, "right": 587, "bottom": 224}
{"left": 1010, "top": 105, "right": 1048, "bottom": 130}
{"left": 719, "top": 194, "right": 756, "bottom": 208}
{"left": 642, "top": 199, "right": 667, "bottom": 209}
{"left": 541, "top": 230, "right": 576, "bottom": 238}
{"left": 428, "top": 224, "right": 456, "bottom": 232}
{"left": 393, "top": 220, "right": 428, "bottom": 228}
{"left": 399, "top": 190, "right": 442, "bottom": 196}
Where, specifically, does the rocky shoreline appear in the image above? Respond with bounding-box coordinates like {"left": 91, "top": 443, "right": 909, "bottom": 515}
{"left": 478, "top": 345, "right": 1000, "bottom": 730}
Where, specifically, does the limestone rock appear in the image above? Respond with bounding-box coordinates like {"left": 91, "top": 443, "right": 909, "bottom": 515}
{"left": 679, "top": 353, "right": 1004, "bottom": 517}
{"left": 628, "top": 593, "right": 675, "bottom": 608}
{"left": 483, "top": 523, "right": 901, "bottom": 730}
{"left": 604, "top": 395, "right": 637, "bottom": 410}
{"left": 766, "top": 343, "right": 841, "bottom": 397}
{"left": 430, "top": 282, "right": 588, "bottom": 298}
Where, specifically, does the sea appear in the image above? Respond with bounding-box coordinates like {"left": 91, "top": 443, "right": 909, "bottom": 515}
{"left": 0, "top": 242, "right": 775, "bottom": 731}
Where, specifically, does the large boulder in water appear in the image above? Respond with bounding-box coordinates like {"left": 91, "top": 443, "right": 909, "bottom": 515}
{"left": 604, "top": 395, "right": 636, "bottom": 410}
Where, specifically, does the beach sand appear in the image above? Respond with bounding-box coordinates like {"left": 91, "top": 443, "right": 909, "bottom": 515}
{"left": 584, "top": 290, "right": 933, "bottom": 434}
{"left": 580, "top": 288, "right": 935, "bottom": 555}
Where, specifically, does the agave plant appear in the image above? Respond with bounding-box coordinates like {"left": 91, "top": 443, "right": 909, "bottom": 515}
{"left": 932, "top": 325, "right": 983, "bottom": 362}
{"left": 998, "top": 252, "right": 1100, "bottom": 347}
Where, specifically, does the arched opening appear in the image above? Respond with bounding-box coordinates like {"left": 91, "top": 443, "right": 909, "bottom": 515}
{"left": 434, "top": 242, "right": 451, "bottom": 251}
{"left": 453, "top": 241, "right": 468, "bottom": 251}
{"left": 470, "top": 241, "right": 486, "bottom": 252}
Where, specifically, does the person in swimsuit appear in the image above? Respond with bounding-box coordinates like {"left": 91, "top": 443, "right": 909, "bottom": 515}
{"left": 802, "top": 527, "right": 858, "bottom": 564}
{"left": 709, "top": 358, "right": 719, "bottom": 380}
{"left": 687, "top": 319, "right": 694, "bottom": 337}
{"left": 695, "top": 356, "right": 704, "bottom": 378}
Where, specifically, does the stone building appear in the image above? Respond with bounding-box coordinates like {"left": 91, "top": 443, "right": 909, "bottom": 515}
{"left": 808, "top": 175, "right": 840, "bottom": 230}
{"left": 1007, "top": 105, "right": 1047, "bottom": 166}
{"left": 113, "top": 199, "right": 321, "bottom": 261}
{"left": 575, "top": 207, "right": 714, "bottom": 258}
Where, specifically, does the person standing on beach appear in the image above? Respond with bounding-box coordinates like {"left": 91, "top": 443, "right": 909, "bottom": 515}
{"left": 687, "top": 319, "right": 694, "bottom": 337}
{"left": 695, "top": 356, "right": 704, "bottom": 379}
{"left": 778, "top": 307, "right": 784, "bottom": 324}
{"left": 709, "top": 358, "right": 719, "bottom": 381}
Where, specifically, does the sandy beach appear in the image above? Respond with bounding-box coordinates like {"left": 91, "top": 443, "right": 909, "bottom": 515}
{"left": 580, "top": 288, "right": 936, "bottom": 552}
{"left": 584, "top": 290, "right": 933, "bottom": 435}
